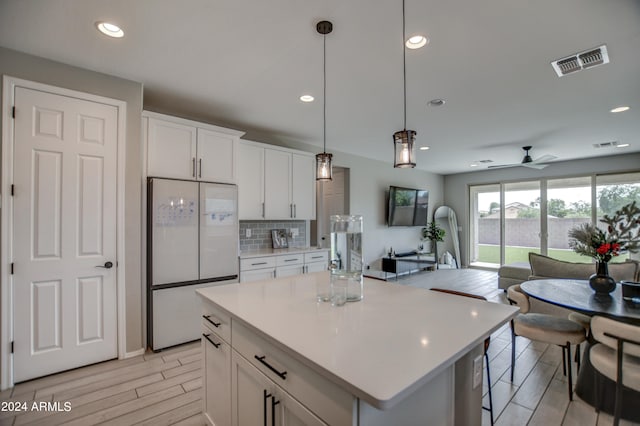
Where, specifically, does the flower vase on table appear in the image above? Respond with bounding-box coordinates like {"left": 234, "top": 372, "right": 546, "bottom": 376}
{"left": 568, "top": 201, "right": 640, "bottom": 296}
{"left": 589, "top": 261, "right": 617, "bottom": 295}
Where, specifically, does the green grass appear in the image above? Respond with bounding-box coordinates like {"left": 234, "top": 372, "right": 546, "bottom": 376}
{"left": 477, "top": 245, "right": 603, "bottom": 264}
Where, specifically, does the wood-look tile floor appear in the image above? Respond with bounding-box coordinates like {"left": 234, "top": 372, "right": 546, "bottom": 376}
{"left": 0, "top": 269, "right": 637, "bottom": 425}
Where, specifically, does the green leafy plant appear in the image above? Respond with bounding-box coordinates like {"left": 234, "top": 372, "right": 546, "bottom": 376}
{"left": 422, "top": 221, "right": 445, "bottom": 242}
{"left": 568, "top": 201, "right": 640, "bottom": 262}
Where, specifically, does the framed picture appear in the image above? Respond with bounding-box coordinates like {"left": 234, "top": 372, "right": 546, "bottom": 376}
{"left": 271, "top": 229, "right": 289, "bottom": 248}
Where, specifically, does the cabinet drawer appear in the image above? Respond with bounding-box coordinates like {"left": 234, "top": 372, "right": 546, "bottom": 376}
{"left": 276, "top": 254, "right": 304, "bottom": 266}
{"left": 233, "top": 321, "right": 354, "bottom": 426}
{"left": 201, "top": 300, "right": 231, "bottom": 343}
{"left": 304, "top": 251, "right": 329, "bottom": 264}
{"left": 240, "top": 256, "right": 276, "bottom": 271}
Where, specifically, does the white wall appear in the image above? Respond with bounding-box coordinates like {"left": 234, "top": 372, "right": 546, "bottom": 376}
{"left": 443, "top": 153, "right": 640, "bottom": 267}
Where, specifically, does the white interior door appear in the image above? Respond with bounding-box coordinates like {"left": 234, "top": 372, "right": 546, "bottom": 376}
{"left": 12, "top": 86, "right": 118, "bottom": 382}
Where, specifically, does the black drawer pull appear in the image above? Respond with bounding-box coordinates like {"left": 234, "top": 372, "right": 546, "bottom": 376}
{"left": 310, "top": 255, "right": 323, "bottom": 259}
{"left": 284, "top": 258, "right": 300, "bottom": 262}
{"left": 203, "top": 315, "right": 221, "bottom": 328}
{"left": 255, "top": 355, "right": 287, "bottom": 380}
{"left": 252, "top": 262, "right": 268, "bottom": 266}
{"left": 202, "top": 333, "right": 220, "bottom": 348}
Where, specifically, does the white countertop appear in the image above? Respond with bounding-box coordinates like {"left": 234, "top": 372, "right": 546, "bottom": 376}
{"left": 239, "top": 246, "right": 328, "bottom": 258}
{"left": 197, "top": 272, "right": 518, "bottom": 409}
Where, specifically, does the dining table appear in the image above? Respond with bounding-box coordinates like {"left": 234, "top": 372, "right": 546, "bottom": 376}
{"left": 520, "top": 279, "right": 640, "bottom": 421}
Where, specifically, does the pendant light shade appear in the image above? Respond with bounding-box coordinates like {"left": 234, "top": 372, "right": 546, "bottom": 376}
{"left": 393, "top": 0, "right": 417, "bottom": 169}
{"left": 316, "top": 20, "right": 333, "bottom": 181}
{"left": 393, "top": 129, "right": 416, "bottom": 168}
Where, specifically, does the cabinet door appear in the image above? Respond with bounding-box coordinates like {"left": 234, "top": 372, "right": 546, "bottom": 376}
{"left": 275, "top": 264, "right": 305, "bottom": 278}
{"left": 240, "top": 268, "right": 276, "bottom": 283}
{"left": 203, "top": 329, "right": 231, "bottom": 426}
{"left": 264, "top": 149, "right": 292, "bottom": 219}
{"left": 231, "top": 352, "right": 327, "bottom": 426}
{"left": 198, "top": 128, "right": 237, "bottom": 183}
{"left": 305, "top": 262, "right": 328, "bottom": 274}
{"left": 147, "top": 118, "right": 197, "bottom": 179}
{"left": 291, "top": 154, "right": 315, "bottom": 220}
{"left": 232, "top": 351, "right": 275, "bottom": 426}
{"left": 238, "top": 143, "right": 265, "bottom": 219}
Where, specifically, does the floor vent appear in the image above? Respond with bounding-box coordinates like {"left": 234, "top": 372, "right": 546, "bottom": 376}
{"left": 551, "top": 45, "right": 609, "bottom": 77}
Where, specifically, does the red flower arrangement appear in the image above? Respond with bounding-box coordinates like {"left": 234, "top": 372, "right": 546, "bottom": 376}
{"left": 568, "top": 201, "right": 640, "bottom": 263}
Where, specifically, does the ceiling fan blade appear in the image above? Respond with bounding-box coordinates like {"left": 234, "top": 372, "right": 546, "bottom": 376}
{"left": 488, "top": 163, "right": 518, "bottom": 169}
{"left": 532, "top": 154, "right": 557, "bottom": 163}
{"left": 522, "top": 163, "right": 548, "bottom": 170}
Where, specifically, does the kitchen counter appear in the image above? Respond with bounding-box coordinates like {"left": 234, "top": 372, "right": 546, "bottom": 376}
{"left": 197, "top": 271, "right": 518, "bottom": 416}
{"left": 239, "top": 246, "right": 328, "bottom": 258}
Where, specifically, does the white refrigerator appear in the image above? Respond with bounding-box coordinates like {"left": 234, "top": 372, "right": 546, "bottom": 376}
{"left": 147, "top": 178, "right": 238, "bottom": 350}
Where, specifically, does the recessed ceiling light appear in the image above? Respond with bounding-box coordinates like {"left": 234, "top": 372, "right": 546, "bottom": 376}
{"left": 300, "top": 95, "right": 314, "bottom": 102}
{"left": 470, "top": 163, "right": 478, "bottom": 167}
{"left": 405, "top": 35, "right": 429, "bottom": 49}
{"left": 617, "top": 143, "right": 630, "bottom": 148}
{"left": 428, "top": 99, "right": 445, "bottom": 107}
{"left": 610, "top": 106, "right": 630, "bottom": 113}
{"left": 96, "top": 21, "right": 124, "bottom": 38}
{"left": 419, "top": 146, "right": 430, "bottom": 150}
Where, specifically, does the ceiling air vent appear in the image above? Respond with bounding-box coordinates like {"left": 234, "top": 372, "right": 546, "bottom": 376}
{"left": 592, "top": 141, "right": 619, "bottom": 149}
{"left": 478, "top": 159, "right": 494, "bottom": 164}
{"left": 551, "top": 45, "right": 609, "bottom": 77}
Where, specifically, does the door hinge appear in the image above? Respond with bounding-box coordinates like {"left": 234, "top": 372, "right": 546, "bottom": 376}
{"left": 10, "top": 263, "right": 14, "bottom": 275}
{"left": 11, "top": 184, "right": 15, "bottom": 196}
{"left": 11, "top": 341, "right": 14, "bottom": 354}
{"left": 12, "top": 106, "right": 15, "bottom": 119}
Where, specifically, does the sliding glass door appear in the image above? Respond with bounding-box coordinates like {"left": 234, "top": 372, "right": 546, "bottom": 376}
{"left": 469, "top": 172, "right": 639, "bottom": 268}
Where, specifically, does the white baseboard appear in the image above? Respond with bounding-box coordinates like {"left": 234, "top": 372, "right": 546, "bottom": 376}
{"left": 124, "top": 348, "right": 145, "bottom": 359}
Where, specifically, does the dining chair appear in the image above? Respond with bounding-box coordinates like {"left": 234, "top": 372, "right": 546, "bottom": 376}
{"left": 507, "top": 284, "right": 586, "bottom": 400}
{"left": 590, "top": 316, "right": 640, "bottom": 426}
{"left": 430, "top": 288, "right": 495, "bottom": 425}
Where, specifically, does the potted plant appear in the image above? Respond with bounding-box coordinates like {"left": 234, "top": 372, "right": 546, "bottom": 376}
{"left": 422, "top": 222, "right": 445, "bottom": 266}
{"left": 568, "top": 201, "right": 640, "bottom": 294}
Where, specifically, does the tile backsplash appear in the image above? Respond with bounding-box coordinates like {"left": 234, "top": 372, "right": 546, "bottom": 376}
{"left": 239, "top": 220, "right": 307, "bottom": 251}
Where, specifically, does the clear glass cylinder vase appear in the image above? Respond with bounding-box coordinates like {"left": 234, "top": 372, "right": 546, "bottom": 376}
{"left": 330, "top": 215, "right": 364, "bottom": 302}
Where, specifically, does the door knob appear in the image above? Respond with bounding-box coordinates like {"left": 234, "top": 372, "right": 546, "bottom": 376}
{"left": 96, "top": 261, "right": 114, "bottom": 269}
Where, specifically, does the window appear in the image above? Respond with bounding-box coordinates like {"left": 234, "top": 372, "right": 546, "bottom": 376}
{"left": 469, "top": 172, "right": 640, "bottom": 268}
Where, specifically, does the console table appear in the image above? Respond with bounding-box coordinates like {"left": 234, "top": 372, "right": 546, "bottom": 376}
{"left": 382, "top": 254, "right": 436, "bottom": 280}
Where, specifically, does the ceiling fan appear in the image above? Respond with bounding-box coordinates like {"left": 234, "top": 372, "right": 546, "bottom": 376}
{"left": 489, "top": 146, "right": 557, "bottom": 170}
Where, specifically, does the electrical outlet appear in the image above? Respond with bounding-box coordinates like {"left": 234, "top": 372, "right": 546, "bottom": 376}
{"left": 245, "top": 228, "right": 251, "bottom": 238}
{"left": 290, "top": 228, "right": 299, "bottom": 237}
{"left": 472, "top": 355, "right": 483, "bottom": 389}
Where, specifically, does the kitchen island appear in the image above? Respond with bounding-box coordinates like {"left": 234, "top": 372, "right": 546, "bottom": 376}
{"left": 197, "top": 271, "right": 518, "bottom": 425}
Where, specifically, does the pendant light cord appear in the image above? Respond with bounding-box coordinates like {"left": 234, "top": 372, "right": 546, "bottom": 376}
{"left": 323, "top": 33, "right": 327, "bottom": 154}
{"left": 402, "top": 0, "right": 407, "bottom": 130}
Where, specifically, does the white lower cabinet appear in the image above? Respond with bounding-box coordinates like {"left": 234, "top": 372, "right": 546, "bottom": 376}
{"left": 240, "top": 250, "right": 329, "bottom": 283}
{"left": 232, "top": 352, "right": 326, "bottom": 426}
{"left": 202, "top": 326, "right": 231, "bottom": 426}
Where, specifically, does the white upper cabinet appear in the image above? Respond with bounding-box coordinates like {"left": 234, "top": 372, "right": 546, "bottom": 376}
{"left": 238, "top": 143, "right": 265, "bottom": 220}
{"left": 145, "top": 111, "right": 244, "bottom": 183}
{"left": 291, "top": 153, "right": 315, "bottom": 220}
{"left": 264, "top": 149, "right": 292, "bottom": 219}
{"left": 147, "top": 118, "right": 197, "bottom": 180}
{"left": 238, "top": 140, "right": 316, "bottom": 220}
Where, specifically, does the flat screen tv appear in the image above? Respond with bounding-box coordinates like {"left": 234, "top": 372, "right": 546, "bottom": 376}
{"left": 387, "top": 186, "right": 429, "bottom": 226}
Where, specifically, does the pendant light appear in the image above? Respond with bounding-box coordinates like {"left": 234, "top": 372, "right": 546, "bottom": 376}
{"left": 316, "top": 20, "right": 333, "bottom": 181}
{"left": 393, "top": 0, "right": 417, "bottom": 168}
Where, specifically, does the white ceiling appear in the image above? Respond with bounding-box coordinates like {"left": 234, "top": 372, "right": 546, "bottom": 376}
{"left": 1, "top": 0, "right": 639, "bottom": 174}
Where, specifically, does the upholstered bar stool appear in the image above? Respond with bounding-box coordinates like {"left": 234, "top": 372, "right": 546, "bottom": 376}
{"left": 590, "top": 316, "right": 640, "bottom": 426}
{"left": 430, "top": 288, "right": 495, "bottom": 425}
{"left": 507, "top": 284, "right": 587, "bottom": 400}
